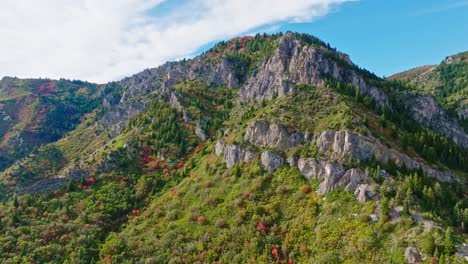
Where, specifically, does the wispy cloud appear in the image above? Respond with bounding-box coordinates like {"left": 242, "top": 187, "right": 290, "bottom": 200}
{"left": 0, "top": 0, "right": 351, "bottom": 83}
{"left": 412, "top": 0, "right": 468, "bottom": 16}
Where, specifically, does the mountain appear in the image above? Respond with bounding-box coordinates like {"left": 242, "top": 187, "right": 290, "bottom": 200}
{"left": 389, "top": 51, "right": 468, "bottom": 124}
{"left": 0, "top": 32, "right": 466, "bottom": 263}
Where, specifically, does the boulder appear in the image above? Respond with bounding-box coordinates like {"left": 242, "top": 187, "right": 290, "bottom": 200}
{"left": 354, "top": 184, "right": 377, "bottom": 203}
{"left": 261, "top": 151, "right": 284, "bottom": 173}
{"left": 404, "top": 247, "right": 422, "bottom": 264}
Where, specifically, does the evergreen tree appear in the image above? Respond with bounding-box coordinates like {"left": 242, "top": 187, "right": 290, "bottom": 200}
{"left": 13, "top": 195, "right": 19, "bottom": 208}
{"left": 379, "top": 196, "right": 390, "bottom": 224}
{"left": 422, "top": 232, "right": 435, "bottom": 256}
{"left": 444, "top": 227, "right": 455, "bottom": 255}
{"left": 402, "top": 189, "right": 411, "bottom": 216}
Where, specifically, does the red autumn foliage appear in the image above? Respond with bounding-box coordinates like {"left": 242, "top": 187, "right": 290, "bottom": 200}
{"left": 36, "top": 82, "right": 56, "bottom": 95}
{"left": 195, "top": 145, "right": 204, "bottom": 153}
{"left": 288, "top": 258, "right": 293, "bottom": 264}
{"left": 257, "top": 223, "right": 267, "bottom": 233}
{"left": 85, "top": 176, "right": 96, "bottom": 185}
{"left": 176, "top": 161, "right": 185, "bottom": 169}
{"left": 132, "top": 210, "right": 140, "bottom": 216}
{"left": 240, "top": 36, "right": 253, "bottom": 42}
{"left": 142, "top": 156, "right": 152, "bottom": 164}
{"left": 272, "top": 247, "right": 279, "bottom": 261}
{"left": 81, "top": 185, "right": 88, "bottom": 191}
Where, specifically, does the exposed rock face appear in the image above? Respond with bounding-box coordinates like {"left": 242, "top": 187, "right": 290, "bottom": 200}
{"left": 404, "top": 94, "right": 468, "bottom": 148}
{"left": 354, "top": 184, "right": 377, "bottom": 203}
{"left": 100, "top": 55, "right": 241, "bottom": 136}
{"left": 297, "top": 158, "right": 344, "bottom": 180}
{"left": 260, "top": 151, "right": 284, "bottom": 173}
{"left": 169, "top": 92, "right": 184, "bottom": 111}
{"left": 19, "top": 169, "right": 90, "bottom": 195}
{"left": 101, "top": 102, "right": 146, "bottom": 136}
{"left": 244, "top": 120, "right": 307, "bottom": 150}
{"left": 318, "top": 168, "right": 368, "bottom": 195}
{"left": 297, "top": 158, "right": 373, "bottom": 198}
{"left": 238, "top": 32, "right": 389, "bottom": 106}
{"left": 195, "top": 127, "right": 207, "bottom": 141}
{"left": 214, "top": 140, "right": 256, "bottom": 168}
{"left": 404, "top": 247, "right": 422, "bottom": 264}
{"left": 315, "top": 130, "right": 460, "bottom": 183}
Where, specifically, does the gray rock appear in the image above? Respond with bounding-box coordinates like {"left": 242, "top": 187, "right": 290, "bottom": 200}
{"left": 297, "top": 158, "right": 372, "bottom": 197}
{"left": 244, "top": 120, "right": 306, "bottom": 150}
{"left": 286, "top": 157, "right": 297, "bottom": 167}
{"left": 19, "top": 169, "right": 90, "bottom": 195}
{"left": 214, "top": 140, "right": 256, "bottom": 168}
{"left": 297, "top": 158, "right": 343, "bottom": 180}
{"left": 169, "top": 92, "right": 184, "bottom": 111}
{"left": 315, "top": 130, "right": 460, "bottom": 183}
{"left": 354, "top": 184, "right": 377, "bottom": 203}
{"left": 238, "top": 32, "right": 389, "bottom": 106}
{"left": 260, "top": 151, "right": 284, "bottom": 173}
{"left": 404, "top": 247, "right": 422, "bottom": 264}
{"left": 195, "top": 127, "right": 207, "bottom": 141}
{"left": 214, "top": 140, "right": 226, "bottom": 156}
{"left": 182, "top": 112, "right": 191, "bottom": 123}
{"left": 404, "top": 94, "right": 468, "bottom": 148}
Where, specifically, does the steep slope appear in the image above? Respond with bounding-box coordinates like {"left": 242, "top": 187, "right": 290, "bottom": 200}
{"left": 0, "top": 77, "right": 103, "bottom": 172}
{"left": 0, "top": 32, "right": 466, "bottom": 263}
{"left": 390, "top": 51, "right": 468, "bottom": 122}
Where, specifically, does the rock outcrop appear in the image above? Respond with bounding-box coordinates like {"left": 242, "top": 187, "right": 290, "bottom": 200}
{"left": 354, "top": 184, "right": 377, "bottom": 203}
{"left": 169, "top": 92, "right": 184, "bottom": 111}
{"left": 100, "top": 54, "right": 242, "bottom": 136}
{"left": 297, "top": 158, "right": 373, "bottom": 198}
{"left": 260, "top": 151, "right": 284, "bottom": 173}
{"left": 195, "top": 127, "right": 207, "bottom": 141}
{"left": 404, "top": 247, "right": 422, "bottom": 264}
{"left": 244, "top": 120, "right": 307, "bottom": 150}
{"left": 238, "top": 32, "right": 389, "bottom": 106}
{"left": 315, "top": 130, "right": 460, "bottom": 182}
{"left": 214, "top": 140, "right": 256, "bottom": 168}
{"left": 404, "top": 94, "right": 468, "bottom": 148}
{"left": 318, "top": 168, "right": 368, "bottom": 195}
{"left": 297, "top": 158, "right": 344, "bottom": 180}
{"left": 19, "top": 169, "right": 90, "bottom": 195}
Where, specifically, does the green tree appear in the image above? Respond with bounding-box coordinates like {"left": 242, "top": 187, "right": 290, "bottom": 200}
{"left": 379, "top": 196, "right": 390, "bottom": 224}
{"left": 422, "top": 232, "right": 435, "bottom": 256}
{"left": 13, "top": 195, "right": 19, "bottom": 208}
{"left": 444, "top": 227, "right": 455, "bottom": 255}
{"left": 402, "top": 189, "right": 411, "bottom": 216}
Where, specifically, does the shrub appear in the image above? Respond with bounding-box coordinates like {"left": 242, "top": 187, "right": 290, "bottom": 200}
{"left": 215, "top": 219, "right": 226, "bottom": 228}
{"left": 197, "top": 215, "right": 206, "bottom": 225}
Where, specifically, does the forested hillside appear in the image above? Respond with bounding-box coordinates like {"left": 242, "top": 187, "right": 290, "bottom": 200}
{"left": 0, "top": 32, "right": 466, "bottom": 263}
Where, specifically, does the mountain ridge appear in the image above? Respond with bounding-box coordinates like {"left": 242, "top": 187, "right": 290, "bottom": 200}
{"left": 0, "top": 31, "right": 466, "bottom": 263}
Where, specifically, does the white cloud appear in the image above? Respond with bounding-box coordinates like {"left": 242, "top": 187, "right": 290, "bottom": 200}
{"left": 0, "top": 0, "right": 350, "bottom": 83}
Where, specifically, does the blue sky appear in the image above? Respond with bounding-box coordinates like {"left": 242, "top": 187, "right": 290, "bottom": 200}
{"left": 275, "top": 0, "right": 468, "bottom": 76}
{"left": 1, "top": 0, "right": 467, "bottom": 82}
